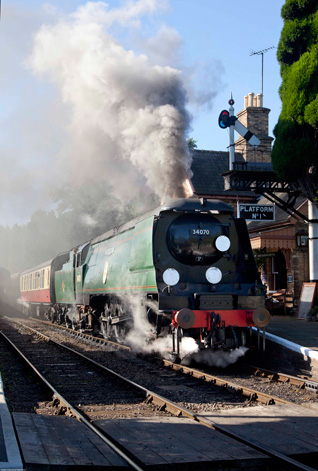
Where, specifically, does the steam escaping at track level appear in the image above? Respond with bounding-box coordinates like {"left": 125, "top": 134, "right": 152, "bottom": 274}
{"left": 183, "top": 346, "right": 249, "bottom": 368}
{"left": 28, "top": 1, "right": 193, "bottom": 203}
{"left": 123, "top": 295, "right": 199, "bottom": 360}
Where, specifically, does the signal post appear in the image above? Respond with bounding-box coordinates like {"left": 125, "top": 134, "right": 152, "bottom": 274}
{"left": 219, "top": 96, "right": 318, "bottom": 286}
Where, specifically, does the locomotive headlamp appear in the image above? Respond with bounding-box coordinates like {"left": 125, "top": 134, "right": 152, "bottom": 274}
{"left": 215, "top": 235, "right": 231, "bottom": 252}
{"left": 252, "top": 307, "right": 271, "bottom": 328}
{"left": 205, "top": 267, "right": 222, "bottom": 284}
{"left": 163, "top": 268, "right": 180, "bottom": 286}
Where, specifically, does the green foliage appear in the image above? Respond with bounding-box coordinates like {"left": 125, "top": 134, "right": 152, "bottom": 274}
{"left": 279, "top": 47, "right": 318, "bottom": 125}
{"left": 187, "top": 137, "right": 198, "bottom": 150}
{"left": 272, "top": 117, "right": 317, "bottom": 178}
{"left": 304, "top": 92, "right": 318, "bottom": 125}
{"left": 272, "top": 1, "right": 318, "bottom": 201}
{"left": 282, "top": 0, "right": 318, "bottom": 21}
{"left": 277, "top": 17, "right": 312, "bottom": 66}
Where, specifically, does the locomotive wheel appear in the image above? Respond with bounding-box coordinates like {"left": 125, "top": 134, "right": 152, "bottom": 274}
{"left": 110, "top": 303, "right": 126, "bottom": 343}
{"left": 239, "top": 328, "right": 247, "bottom": 347}
{"left": 101, "top": 321, "right": 110, "bottom": 339}
{"left": 113, "top": 324, "right": 126, "bottom": 343}
{"left": 101, "top": 305, "right": 111, "bottom": 339}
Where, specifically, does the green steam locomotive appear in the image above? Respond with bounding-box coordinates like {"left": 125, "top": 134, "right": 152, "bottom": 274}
{"left": 17, "top": 198, "right": 270, "bottom": 355}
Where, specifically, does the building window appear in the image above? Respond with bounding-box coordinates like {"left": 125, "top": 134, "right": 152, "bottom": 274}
{"left": 296, "top": 235, "right": 308, "bottom": 247}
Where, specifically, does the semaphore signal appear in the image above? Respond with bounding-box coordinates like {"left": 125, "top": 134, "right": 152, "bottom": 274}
{"left": 218, "top": 95, "right": 261, "bottom": 170}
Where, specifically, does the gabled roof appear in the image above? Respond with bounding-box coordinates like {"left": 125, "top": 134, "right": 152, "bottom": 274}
{"left": 190, "top": 150, "right": 254, "bottom": 198}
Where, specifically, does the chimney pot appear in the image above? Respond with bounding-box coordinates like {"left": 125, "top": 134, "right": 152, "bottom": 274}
{"left": 248, "top": 92, "right": 254, "bottom": 107}
{"left": 257, "top": 93, "right": 263, "bottom": 107}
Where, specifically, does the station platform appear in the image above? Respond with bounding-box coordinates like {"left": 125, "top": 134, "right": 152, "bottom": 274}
{"left": 253, "top": 315, "right": 318, "bottom": 379}
{"left": 267, "top": 315, "right": 318, "bottom": 351}
{"left": 0, "top": 374, "right": 23, "bottom": 470}
{"left": 201, "top": 403, "right": 318, "bottom": 469}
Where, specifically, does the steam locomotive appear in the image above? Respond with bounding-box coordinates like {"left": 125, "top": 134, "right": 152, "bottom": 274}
{"left": 13, "top": 198, "right": 270, "bottom": 355}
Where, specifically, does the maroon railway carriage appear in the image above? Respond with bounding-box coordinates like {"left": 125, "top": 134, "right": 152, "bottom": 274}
{"left": 19, "top": 260, "right": 52, "bottom": 317}
{"left": 16, "top": 252, "right": 71, "bottom": 317}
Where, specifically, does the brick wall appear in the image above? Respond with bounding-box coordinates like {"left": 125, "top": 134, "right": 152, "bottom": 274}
{"left": 235, "top": 103, "right": 273, "bottom": 163}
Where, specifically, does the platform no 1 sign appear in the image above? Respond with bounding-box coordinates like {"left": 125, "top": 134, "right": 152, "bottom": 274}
{"left": 238, "top": 204, "right": 275, "bottom": 221}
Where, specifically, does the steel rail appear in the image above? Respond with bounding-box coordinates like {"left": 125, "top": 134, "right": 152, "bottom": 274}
{"left": 247, "top": 364, "right": 318, "bottom": 392}
{"left": 0, "top": 329, "right": 144, "bottom": 471}
{"left": 31, "top": 317, "right": 318, "bottom": 397}
{"left": 29, "top": 316, "right": 131, "bottom": 351}
{"left": 23, "top": 317, "right": 318, "bottom": 404}
{"left": 160, "top": 359, "right": 292, "bottom": 405}
{"left": 3, "top": 318, "right": 317, "bottom": 471}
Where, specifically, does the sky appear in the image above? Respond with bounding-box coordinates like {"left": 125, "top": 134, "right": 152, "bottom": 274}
{"left": 0, "top": 0, "right": 285, "bottom": 226}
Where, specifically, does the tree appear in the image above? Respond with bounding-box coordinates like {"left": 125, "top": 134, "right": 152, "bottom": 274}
{"left": 187, "top": 137, "right": 198, "bottom": 151}
{"left": 272, "top": 0, "right": 318, "bottom": 202}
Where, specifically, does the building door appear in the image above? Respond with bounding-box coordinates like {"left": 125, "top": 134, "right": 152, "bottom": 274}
{"left": 274, "top": 250, "right": 287, "bottom": 290}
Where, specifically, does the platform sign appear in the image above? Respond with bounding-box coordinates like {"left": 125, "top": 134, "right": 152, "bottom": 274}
{"left": 238, "top": 203, "right": 275, "bottom": 221}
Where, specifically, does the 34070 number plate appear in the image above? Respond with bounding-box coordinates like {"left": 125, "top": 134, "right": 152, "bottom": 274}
{"left": 190, "top": 229, "right": 210, "bottom": 236}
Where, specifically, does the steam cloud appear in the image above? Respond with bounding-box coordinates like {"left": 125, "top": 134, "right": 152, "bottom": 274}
{"left": 119, "top": 294, "right": 247, "bottom": 366}
{"left": 183, "top": 346, "right": 249, "bottom": 368}
{"left": 27, "top": 0, "right": 193, "bottom": 201}
{"left": 123, "top": 295, "right": 199, "bottom": 359}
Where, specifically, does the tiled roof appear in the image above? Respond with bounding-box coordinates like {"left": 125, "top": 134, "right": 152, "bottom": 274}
{"left": 190, "top": 149, "right": 251, "bottom": 197}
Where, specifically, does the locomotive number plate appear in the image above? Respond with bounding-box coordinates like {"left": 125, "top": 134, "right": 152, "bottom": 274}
{"left": 191, "top": 229, "right": 210, "bottom": 236}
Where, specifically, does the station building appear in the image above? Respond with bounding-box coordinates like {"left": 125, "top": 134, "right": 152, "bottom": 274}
{"left": 190, "top": 93, "right": 309, "bottom": 306}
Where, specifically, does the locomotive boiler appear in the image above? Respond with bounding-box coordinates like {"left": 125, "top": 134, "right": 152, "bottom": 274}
{"left": 16, "top": 197, "right": 270, "bottom": 355}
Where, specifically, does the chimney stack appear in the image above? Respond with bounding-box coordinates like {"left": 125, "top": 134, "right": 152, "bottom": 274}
{"left": 235, "top": 93, "right": 273, "bottom": 163}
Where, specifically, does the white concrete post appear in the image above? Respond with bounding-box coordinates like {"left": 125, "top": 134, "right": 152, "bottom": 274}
{"left": 308, "top": 200, "right": 318, "bottom": 281}
{"left": 229, "top": 95, "right": 235, "bottom": 170}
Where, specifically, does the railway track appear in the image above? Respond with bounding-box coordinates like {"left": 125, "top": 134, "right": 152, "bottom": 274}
{"left": 21, "top": 316, "right": 318, "bottom": 408}
{"left": 1, "top": 316, "right": 318, "bottom": 470}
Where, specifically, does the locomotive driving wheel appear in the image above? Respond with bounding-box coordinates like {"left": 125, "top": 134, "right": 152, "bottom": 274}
{"left": 100, "top": 303, "right": 127, "bottom": 342}
{"left": 101, "top": 305, "right": 111, "bottom": 339}
{"left": 111, "top": 303, "right": 127, "bottom": 343}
